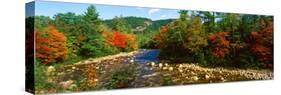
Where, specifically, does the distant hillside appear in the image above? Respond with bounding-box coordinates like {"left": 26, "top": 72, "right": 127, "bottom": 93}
{"left": 103, "top": 16, "right": 175, "bottom": 32}
{"left": 153, "top": 19, "right": 175, "bottom": 27}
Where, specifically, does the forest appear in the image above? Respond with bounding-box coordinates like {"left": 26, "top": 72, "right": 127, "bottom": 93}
{"left": 26, "top": 5, "right": 273, "bottom": 94}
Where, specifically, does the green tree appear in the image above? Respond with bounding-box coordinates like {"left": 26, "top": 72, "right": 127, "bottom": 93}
{"left": 53, "top": 12, "right": 84, "bottom": 54}
{"left": 218, "top": 13, "right": 242, "bottom": 41}
{"left": 168, "top": 10, "right": 189, "bottom": 45}
{"left": 34, "top": 16, "right": 52, "bottom": 32}
{"left": 198, "top": 11, "right": 219, "bottom": 33}
{"left": 156, "top": 10, "right": 207, "bottom": 63}
{"left": 184, "top": 16, "right": 208, "bottom": 54}
{"left": 112, "top": 15, "right": 131, "bottom": 33}
{"left": 78, "top": 5, "right": 111, "bottom": 57}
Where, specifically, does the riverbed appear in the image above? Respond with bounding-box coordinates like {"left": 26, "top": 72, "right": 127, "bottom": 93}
{"left": 43, "top": 49, "right": 273, "bottom": 93}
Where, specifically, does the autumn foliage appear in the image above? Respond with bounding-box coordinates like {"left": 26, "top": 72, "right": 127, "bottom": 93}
{"left": 208, "top": 32, "right": 231, "bottom": 58}
{"left": 106, "top": 31, "right": 138, "bottom": 51}
{"left": 154, "top": 26, "right": 168, "bottom": 48}
{"left": 126, "top": 34, "right": 138, "bottom": 50}
{"left": 81, "top": 65, "right": 99, "bottom": 88}
{"left": 250, "top": 20, "right": 273, "bottom": 68}
{"left": 111, "top": 31, "right": 127, "bottom": 48}
{"left": 36, "top": 26, "right": 68, "bottom": 64}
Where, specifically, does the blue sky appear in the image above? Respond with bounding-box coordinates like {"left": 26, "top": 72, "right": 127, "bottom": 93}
{"left": 34, "top": 1, "right": 180, "bottom": 20}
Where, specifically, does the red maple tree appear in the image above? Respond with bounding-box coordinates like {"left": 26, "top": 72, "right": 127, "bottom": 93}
{"left": 111, "top": 31, "right": 127, "bottom": 48}
{"left": 250, "top": 19, "right": 273, "bottom": 68}
{"left": 208, "top": 32, "right": 231, "bottom": 58}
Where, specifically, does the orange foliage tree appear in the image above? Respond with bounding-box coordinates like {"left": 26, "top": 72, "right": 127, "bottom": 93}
{"left": 208, "top": 32, "right": 231, "bottom": 58}
{"left": 111, "top": 31, "right": 127, "bottom": 49}
{"left": 154, "top": 26, "right": 169, "bottom": 48}
{"left": 250, "top": 19, "right": 273, "bottom": 68}
{"left": 36, "top": 26, "right": 68, "bottom": 64}
{"left": 126, "top": 34, "right": 138, "bottom": 50}
{"left": 102, "top": 30, "right": 114, "bottom": 46}
{"left": 104, "top": 30, "right": 138, "bottom": 51}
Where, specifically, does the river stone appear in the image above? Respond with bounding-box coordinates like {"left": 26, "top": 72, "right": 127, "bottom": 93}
{"left": 179, "top": 64, "right": 183, "bottom": 68}
{"left": 169, "top": 67, "right": 173, "bottom": 71}
{"left": 159, "top": 63, "right": 163, "bottom": 68}
{"left": 172, "top": 79, "right": 180, "bottom": 82}
{"left": 57, "top": 72, "right": 65, "bottom": 76}
{"left": 163, "top": 73, "right": 171, "bottom": 77}
{"left": 191, "top": 76, "right": 199, "bottom": 81}
{"left": 163, "top": 67, "right": 168, "bottom": 70}
{"left": 151, "top": 62, "right": 155, "bottom": 67}
{"left": 84, "top": 60, "right": 92, "bottom": 64}
{"left": 130, "top": 59, "right": 134, "bottom": 64}
{"left": 71, "top": 66, "right": 76, "bottom": 70}
{"left": 191, "top": 71, "right": 195, "bottom": 75}
{"left": 220, "top": 77, "right": 226, "bottom": 82}
{"left": 178, "top": 69, "right": 183, "bottom": 73}
{"left": 59, "top": 80, "right": 75, "bottom": 89}
{"left": 205, "top": 74, "right": 210, "bottom": 79}
{"left": 142, "top": 73, "right": 159, "bottom": 78}
{"left": 47, "top": 66, "right": 55, "bottom": 73}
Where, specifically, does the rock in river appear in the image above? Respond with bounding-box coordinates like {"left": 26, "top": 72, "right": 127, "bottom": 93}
{"left": 159, "top": 63, "right": 163, "bottom": 68}
{"left": 59, "top": 80, "right": 76, "bottom": 89}
{"left": 169, "top": 67, "right": 174, "bottom": 71}
{"left": 205, "top": 74, "right": 210, "bottom": 79}
{"left": 191, "top": 76, "right": 199, "bottom": 81}
{"left": 46, "top": 66, "right": 55, "bottom": 75}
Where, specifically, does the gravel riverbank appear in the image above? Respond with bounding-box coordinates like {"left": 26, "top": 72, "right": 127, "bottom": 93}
{"left": 55, "top": 50, "right": 273, "bottom": 89}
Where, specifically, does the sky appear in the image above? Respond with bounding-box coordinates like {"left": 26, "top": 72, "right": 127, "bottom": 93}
{"left": 33, "top": 1, "right": 180, "bottom": 21}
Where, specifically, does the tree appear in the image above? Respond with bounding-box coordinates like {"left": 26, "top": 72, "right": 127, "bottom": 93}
{"left": 112, "top": 16, "right": 130, "bottom": 33}
{"left": 111, "top": 31, "right": 127, "bottom": 49}
{"left": 184, "top": 16, "right": 208, "bottom": 54}
{"left": 208, "top": 32, "right": 230, "bottom": 58}
{"left": 34, "top": 16, "right": 52, "bottom": 32}
{"left": 155, "top": 26, "right": 169, "bottom": 48}
{"left": 78, "top": 5, "right": 107, "bottom": 57}
{"left": 126, "top": 34, "right": 138, "bottom": 51}
{"left": 83, "top": 5, "right": 100, "bottom": 26}
{"left": 155, "top": 10, "right": 207, "bottom": 62}
{"left": 53, "top": 12, "right": 84, "bottom": 54}
{"left": 198, "top": 11, "right": 219, "bottom": 33}
{"left": 36, "top": 26, "right": 68, "bottom": 64}
{"left": 179, "top": 10, "right": 188, "bottom": 21}
{"left": 218, "top": 13, "right": 242, "bottom": 41}
{"left": 250, "top": 18, "right": 273, "bottom": 69}
{"left": 155, "top": 10, "right": 190, "bottom": 60}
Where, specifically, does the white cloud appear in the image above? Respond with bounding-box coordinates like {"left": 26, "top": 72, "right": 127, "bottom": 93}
{"left": 160, "top": 15, "right": 167, "bottom": 18}
{"left": 148, "top": 9, "right": 160, "bottom": 15}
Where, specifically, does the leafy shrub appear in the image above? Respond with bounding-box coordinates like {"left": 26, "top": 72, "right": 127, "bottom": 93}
{"left": 103, "top": 64, "right": 137, "bottom": 89}
{"left": 34, "top": 59, "right": 63, "bottom": 94}
{"left": 79, "top": 65, "right": 99, "bottom": 90}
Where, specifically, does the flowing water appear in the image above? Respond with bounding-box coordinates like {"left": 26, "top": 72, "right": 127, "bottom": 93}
{"left": 123, "top": 49, "right": 161, "bottom": 76}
